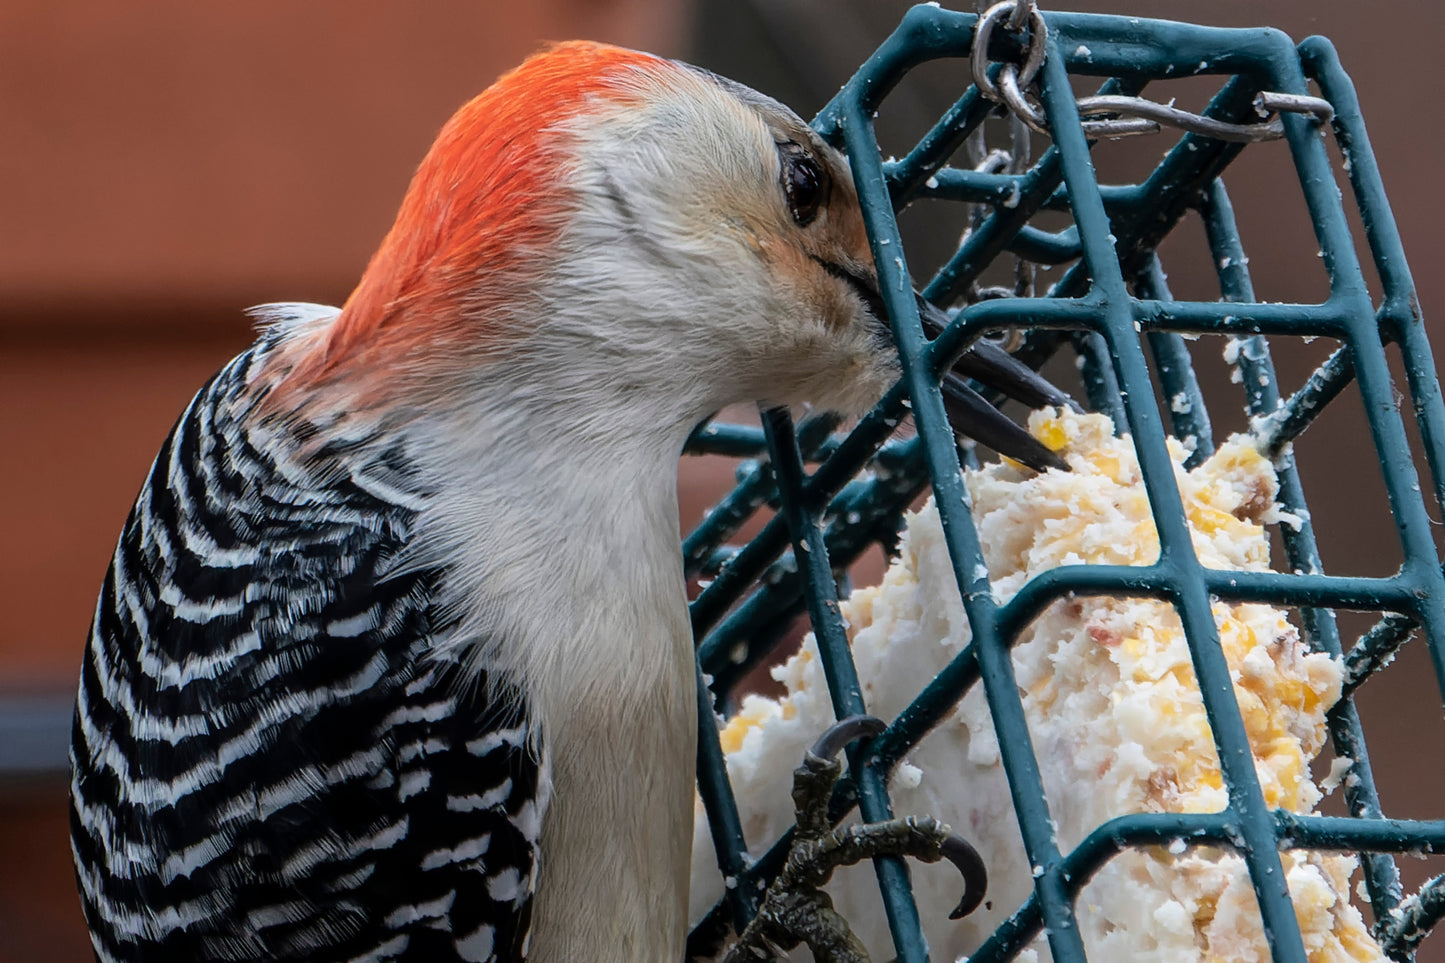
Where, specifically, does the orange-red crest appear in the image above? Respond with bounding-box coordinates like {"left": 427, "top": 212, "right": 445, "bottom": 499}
{"left": 273, "top": 41, "right": 669, "bottom": 402}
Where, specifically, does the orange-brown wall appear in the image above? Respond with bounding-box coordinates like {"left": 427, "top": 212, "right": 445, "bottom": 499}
{"left": 5, "top": 2, "right": 1445, "bottom": 960}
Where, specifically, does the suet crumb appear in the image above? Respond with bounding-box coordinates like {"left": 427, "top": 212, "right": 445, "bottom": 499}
{"left": 691, "top": 409, "right": 1382, "bottom": 962}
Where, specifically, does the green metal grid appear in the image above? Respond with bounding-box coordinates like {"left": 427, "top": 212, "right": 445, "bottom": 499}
{"left": 685, "top": 5, "right": 1445, "bottom": 961}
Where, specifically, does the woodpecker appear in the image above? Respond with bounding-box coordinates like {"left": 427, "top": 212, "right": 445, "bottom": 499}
{"left": 71, "top": 41, "right": 1066, "bottom": 963}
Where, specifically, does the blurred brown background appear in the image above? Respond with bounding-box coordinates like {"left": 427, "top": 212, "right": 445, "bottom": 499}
{"left": 4, "top": 1, "right": 1445, "bottom": 959}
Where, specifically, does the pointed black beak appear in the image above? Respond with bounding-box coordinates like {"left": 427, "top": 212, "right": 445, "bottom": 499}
{"left": 915, "top": 295, "right": 1076, "bottom": 473}
{"left": 816, "top": 256, "right": 1077, "bottom": 472}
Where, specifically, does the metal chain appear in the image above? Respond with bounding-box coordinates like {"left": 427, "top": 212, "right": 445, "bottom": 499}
{"left": 954, "top": 123, "right": 1028, "bottom": 348}
{"left": 971, "top": 0, "right": 1048, "bottom": 131}
{"left": 970, "top": 0, "right": 1336, "bottom": 141}
{"left": 952, "top": 2, "right": 1032, "bottom": 347}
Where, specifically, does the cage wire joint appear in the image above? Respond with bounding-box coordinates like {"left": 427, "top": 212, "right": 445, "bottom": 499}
{"left": 686, "top": 4, "right": 1445, "bottom": 963}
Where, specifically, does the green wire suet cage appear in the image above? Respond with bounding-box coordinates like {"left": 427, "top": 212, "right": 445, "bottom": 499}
{"left": 685, "top": 4, "right": 1445, "bottom": 962}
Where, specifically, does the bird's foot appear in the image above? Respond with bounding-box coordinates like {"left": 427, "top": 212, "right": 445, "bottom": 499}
{"left": 720, "top": 716, "right": 987, "bottom": 963}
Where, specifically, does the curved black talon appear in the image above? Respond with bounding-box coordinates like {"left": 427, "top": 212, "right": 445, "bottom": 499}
{"left": 724, "top": 719, "right": 990, "bottom": 963}
{"left": 939, "top": 833, "right": 988, "bottom": 920}
{"left": 809, "top": 715, "right": 887, "bottom": 764}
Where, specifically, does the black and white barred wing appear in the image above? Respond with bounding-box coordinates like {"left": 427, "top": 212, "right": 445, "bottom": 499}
{"left": 70, "top": 342, "right": 544, "bottom": 962}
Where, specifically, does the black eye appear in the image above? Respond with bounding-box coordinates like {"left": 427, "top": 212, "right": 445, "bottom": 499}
{"left": 779, "top": 143, "right": 824, "bottom": 227}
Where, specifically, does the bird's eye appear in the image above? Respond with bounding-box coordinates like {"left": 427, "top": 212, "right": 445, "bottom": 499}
{"left": 779, "top": 144, "right": 824, "bottom": 227}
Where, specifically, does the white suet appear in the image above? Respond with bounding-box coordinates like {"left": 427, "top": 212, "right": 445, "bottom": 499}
{"left": 693, "top": 409, "right": 1384, "bottom": 962}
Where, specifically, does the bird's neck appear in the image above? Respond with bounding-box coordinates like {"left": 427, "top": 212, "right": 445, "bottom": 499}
{"left": 404, "top": 390, "right": 700, "bottom": 961}
{"left": 403, "top": 377, "right": 702, "bottom": 700}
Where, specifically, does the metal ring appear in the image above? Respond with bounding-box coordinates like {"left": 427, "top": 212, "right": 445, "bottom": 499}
{"left": 1011, "top": 6, "right": 1048, "bottom": 90}
{"left": 969, "top": 4, "right": 1007, "bottom": 102}
{"left": 975, "top": 147, "right": 1013, "bottom": 175}
{"left": 971, "top": 0, "right": 1049, "bottom": 104}
{"left": 997, "top": 64, "right": 1050, "bottom": 134}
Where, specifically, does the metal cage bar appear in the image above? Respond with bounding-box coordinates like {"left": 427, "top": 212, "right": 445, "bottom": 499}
{"left": 686, "top": 5, "right": 1445, "bottom": 961}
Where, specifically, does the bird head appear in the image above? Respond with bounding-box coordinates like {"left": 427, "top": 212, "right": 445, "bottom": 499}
{"left": 266, "top": 41, "right": 1070, "bottom": 469}
{"left": 264, "top": 42, "right": 890, "bottom": 426}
